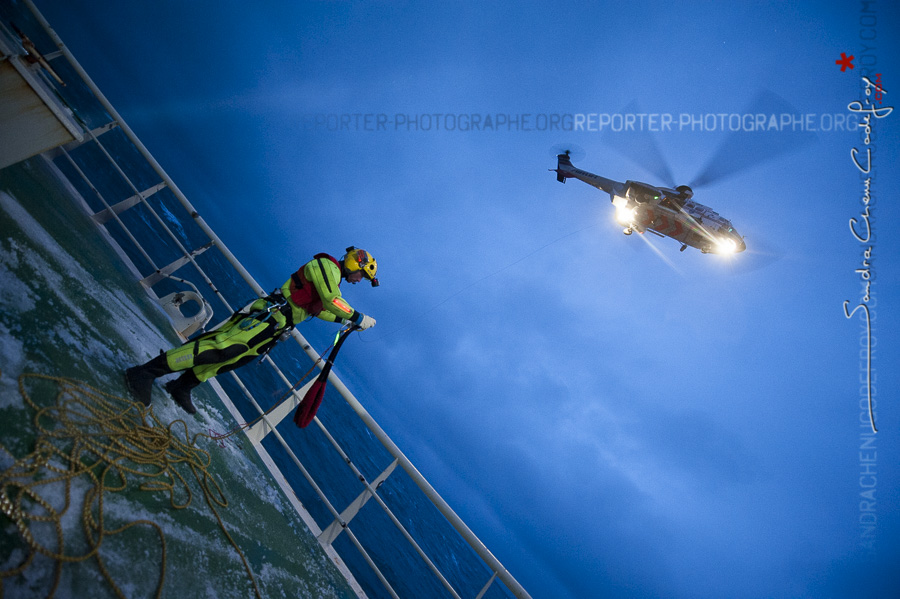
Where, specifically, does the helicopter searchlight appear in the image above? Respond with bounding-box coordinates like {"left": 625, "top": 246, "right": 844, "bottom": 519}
{"left": 715, "top": 237, "right": 739, "bottom": 254}
{"left": 612, "top": 196, "right": 636, "bottom": 228}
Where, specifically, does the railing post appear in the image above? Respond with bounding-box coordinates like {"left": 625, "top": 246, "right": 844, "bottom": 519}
{"left": 319, "top": 459, "right": 398, "bottom": 546}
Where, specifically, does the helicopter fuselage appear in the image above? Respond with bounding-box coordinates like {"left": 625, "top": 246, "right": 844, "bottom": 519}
{"left": 553, "top": 153, "right": 746, "bottom": 254}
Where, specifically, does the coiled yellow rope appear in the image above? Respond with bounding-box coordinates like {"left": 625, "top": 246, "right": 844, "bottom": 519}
{"left": 0, "top": 372, "right": 262, "bottom": 599}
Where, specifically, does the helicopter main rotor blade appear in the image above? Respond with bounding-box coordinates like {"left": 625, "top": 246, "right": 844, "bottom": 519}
{"left": 690, "top": 90, "right": 818, "bottom": 188}
{"left": 600, "top": 100, "right": 676, "bottom": 188}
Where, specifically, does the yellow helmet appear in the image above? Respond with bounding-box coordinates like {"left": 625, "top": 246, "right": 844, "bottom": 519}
{"left": 342, "top": 246, "right": 379, "bottom": 286}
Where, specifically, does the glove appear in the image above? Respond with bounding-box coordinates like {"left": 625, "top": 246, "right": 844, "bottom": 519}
{"left": 358, "top": 314, "right": 376, "bottom": 330}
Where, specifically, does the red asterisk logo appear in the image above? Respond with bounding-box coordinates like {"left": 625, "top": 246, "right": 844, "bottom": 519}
{"left": 836, "top": 52, "right": 855, "bottom": 71}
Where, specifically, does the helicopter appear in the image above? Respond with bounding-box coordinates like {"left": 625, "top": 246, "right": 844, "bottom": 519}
{"left": 552, "top": 151, "right": 746, "bottom": 254}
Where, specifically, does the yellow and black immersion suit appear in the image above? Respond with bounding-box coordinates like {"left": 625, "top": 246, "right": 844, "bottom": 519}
{"left": 164, "top": 253, "right": 362, "bottom": 383}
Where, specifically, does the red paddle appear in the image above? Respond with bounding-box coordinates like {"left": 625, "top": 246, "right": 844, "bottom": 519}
{"left": 294, "top": 326, "right": 358, "bottom": 428}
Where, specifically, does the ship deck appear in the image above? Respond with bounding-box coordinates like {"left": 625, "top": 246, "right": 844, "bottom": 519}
{"left": 0, "top": 156, "right": 358, "bottom": 599}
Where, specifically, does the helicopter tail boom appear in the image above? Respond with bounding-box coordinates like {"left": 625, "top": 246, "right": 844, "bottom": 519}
{"left": 552, "top": 153, "right": 625, "bottom": 197}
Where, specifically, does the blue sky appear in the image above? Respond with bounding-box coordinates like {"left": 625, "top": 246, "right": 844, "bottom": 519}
{"left": 29, "top": 1, "right": 900, "bottom": 597}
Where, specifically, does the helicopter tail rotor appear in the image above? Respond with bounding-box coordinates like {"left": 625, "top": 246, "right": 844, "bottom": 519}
{"left": 554, "top": 152, "right": 573, "bottom": 183}
{"left": 549, "top": 143, "right": 585, "bottom": 162}
{"left": 549, "top": 143, "right": 584, "bottom": 183}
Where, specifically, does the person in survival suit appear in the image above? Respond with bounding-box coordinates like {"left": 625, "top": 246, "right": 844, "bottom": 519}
{"left": 125, "top": 246, "right": 378, "bottom": 414}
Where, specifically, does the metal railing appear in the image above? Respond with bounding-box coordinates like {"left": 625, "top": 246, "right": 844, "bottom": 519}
{"left": 15, "top": 2, "right": 531, "bottom": 598}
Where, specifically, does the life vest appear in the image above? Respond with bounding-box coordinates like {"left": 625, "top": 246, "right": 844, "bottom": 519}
{"left": 287, "top": 253, "right": 341, "bottom": 316}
